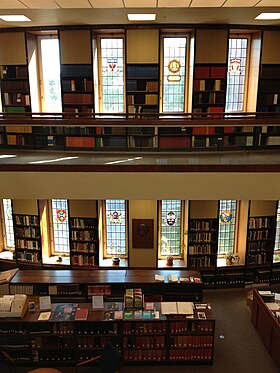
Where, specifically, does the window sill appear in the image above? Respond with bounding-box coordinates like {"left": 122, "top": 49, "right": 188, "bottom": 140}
{"left": 0, "top": 251, "right": 14, "bottom": 260}
{"left": 99, "top": 258, "right": 128, "bottom": 268}
{"left": 157, "top": 258, "right": 186, "bottom": 269}
{"left": 42, "top": 255, "right": 70, "bottom": 266}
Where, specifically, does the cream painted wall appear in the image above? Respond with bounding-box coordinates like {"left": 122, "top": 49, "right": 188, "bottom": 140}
{"left": 59, "top": 30, "right": 92, "bottom": 64}
{"left": 261, "top": 31, "right": 280, "bottom": 64}
{"left": 129, "top": 200, "right": 157, "bottom": 268}
{"left": 0, "top": 33, "right": 26, "bottom": 65}
{"left": 12, "top": 199, "right": 38, "bottom": 215}
{"left": 69, "top": 200, "right": 97, "bottom": 218}
{"left": 195, "top": 29, "right": 228, "bottom": 63}
{"left": 250, "top": 200, "right": 277, "bottom": 217}
{"left": 0, "top": 172, "right": 279, "bottom": 201}
{"left": 126, "top": 29, "right": 159, "bottom": 63}
{"left": 189, "top": 200, "right": 218, "bottom": 219}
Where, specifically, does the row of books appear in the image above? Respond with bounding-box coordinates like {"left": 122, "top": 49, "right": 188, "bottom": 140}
{"left": 2, "top": 65, "right": 28, "bottom": 79}
{"left": 62, "top": 78, "right": 92, "bottom": 92}
{"left": 169, "top": 348, "right": 212, "bottom": 361}
{"left": 15, "top": 227, "right": 39, "bottom": 238}
{"left": 71, "top": 230, "right": 96, "bottom": 241}
{"left": 30, "top": 323, "right": 75, "bottom": 335}
{"left": 70, "top": 218, "right": 97, "bottom": 228}
{"left": 77, "top": 322, "right": 118, "bottom": 335}
{"left": 169, "top": 320, "right": 214, "bottom": 333}
{"left": 16, "top": 251, "right": 41, "bottom": 263}
{"left": 248, "top": 229, "right": 271, "bottom": 241}
{"left": 193, "top": 79, "right": 223, "bottom": 91}
{"left": 16, "top": 239, "right": 40, "bottom": 250}
{"left": 71, "top": 255, "right": 96, "bottom": 266}
{"left": 126, "top": 65, "right": 159, "bottom": 78}
{"left": 249, "top": 217, "right": 272, "bottom": 229}
{"left": 66, "top": 136, "right": 95, "bottom": 148}
{"left": 31, "top": 335, "right": 75, "bottom": 349}
{"left": 61, "top": 64, "right": 92, "bottom": 77}
{"left": 193, "top": 92, "right": 224, "bottom": 105}
{"left": 71, "top": 242, "right": 96, "bottom": 253}
{"left": 3, "top": 93, "right": 30, "bottom": 106}
{"left": 216, "top": 272, "right": 244, "bottom": 286}
{"left": 189, "top": 220, "right": 216, "bottom": 231}
{"left": 258, "top": 93, "right": 280, "bottom": 105}
{"left": 31, "top": 350, "right": 75, "bottom": 363}
{"left": 122, "top": 322, "right": 166, "bottom": 334}
{"left": 124, "top": 335, "right": 165, "bottom": 348}
{"left": 14, "top": 215, "right": 39, "bottom": 226}
{"left": 123, "top": 349, "right": 166, "bottom": 361}
{"left": 124, "top": 288, "right": 143, "bottom": 309}
{"left": 189, "top": 232, "right": 215, "bottom": 243}
{"left": 194, "top": 66, "right": 226, "bottom": 79}
{"left": 188, "top": 244, "right": 213, "bottom": 255}
{"left": 247, "top": 241, "right": 270, "bottom": 251}
{"left": 247, "top": 253, "right": 269, "bottom": 266}
{"left": 170, "top": 335, "right": 213, "bottom": 348}
{"left": 188, "top": 256, "right": 213, "bottom": 268}
{"left": 63, "top": 93, "right": 93, "bottom": 105}
{"left": 1, "top": 80, "right": 29, "bottom": 91}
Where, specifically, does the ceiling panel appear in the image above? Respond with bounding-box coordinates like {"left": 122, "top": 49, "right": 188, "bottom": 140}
{"left": 256, "top": 0, "right": 280, "bottom": 6}
{"left": 158, "top": 0, "right": 191, "bottom": 7}
{"left": 22, "top": 0, "right": 60, "bottom": 8}
{"left": 124, "top": 0, "right": 157, "bottom": 7}
{"left": 0, "top": 0, "right": 27, "bottom": 8}
{"left": 223, "top": 0, "right": 259, "bottom": 6}
{"left": 190, "top": 0, "right": 225, "bottom": 6}
{"left": 89, "top": 0, "right": 124, "bottom": 7}
{"left": 55, "top": 0, "right": 92, "bottom": 8}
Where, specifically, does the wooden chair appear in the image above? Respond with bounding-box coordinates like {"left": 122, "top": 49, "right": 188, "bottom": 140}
{"left": 76, "top": 341, "right": 122, "bottom": 373}
{"left": 0, "top": 349, "right": 16, "bottom": 373}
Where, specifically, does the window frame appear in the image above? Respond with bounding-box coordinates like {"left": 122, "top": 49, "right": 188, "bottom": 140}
{"left": 1, "top": 199, "right": 15, "bottom": 252}
{"left": 96, "top": 34, "right": 125, "bottom": 114}
{"left": 37, "top": 34, "right": 62, "bottom": 113}
{"left": 158, "top": 200, "right": 186, "bottom": 259}
{"left": 273, "top": 200, "right": 280, "bottom": 263}
{"left": 160, "top": 33, "right": 190, "bottom": 113}
{"left": 99, "top": 199, "right": 128, "bottom": 259}
{"left": 217, "top": 200, "right": 239, "bottom": 257}
{"left": 225, "top": 34, "right": 251, "bottom": 113}
{"left": 48, "top": 199, "right": 70, "bottom": 256}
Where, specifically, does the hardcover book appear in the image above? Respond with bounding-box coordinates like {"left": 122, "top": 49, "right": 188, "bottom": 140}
{"left": 51, "top": 303, "right": 78, "bottom": 322}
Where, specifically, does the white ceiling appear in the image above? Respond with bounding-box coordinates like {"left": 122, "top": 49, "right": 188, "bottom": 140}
{"left": 0, "top": 0, "right": 280, "bottom": 28}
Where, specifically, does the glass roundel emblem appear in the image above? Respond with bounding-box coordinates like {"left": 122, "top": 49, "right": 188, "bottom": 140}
{"left": 220, "top": 210, "right": 233, "bottom": 224}
{"left": 166, "top": 211, "right": 177, "bottom": 226}
{"left": 168, "top": 59, "right": 181, "bottom": 74}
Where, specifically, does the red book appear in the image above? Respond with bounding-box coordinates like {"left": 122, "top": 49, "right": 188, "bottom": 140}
{"left": 75, "top": 308, "right": 88, "bottom": 320}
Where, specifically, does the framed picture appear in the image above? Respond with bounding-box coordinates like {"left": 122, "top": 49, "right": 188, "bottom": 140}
{"left": 132, "top": 219, "right": 154, "bottom": 249}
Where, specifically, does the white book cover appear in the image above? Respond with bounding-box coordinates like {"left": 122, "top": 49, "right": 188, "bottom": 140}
{"left": 161, "top": 302, "right": 178, "bottom": 314}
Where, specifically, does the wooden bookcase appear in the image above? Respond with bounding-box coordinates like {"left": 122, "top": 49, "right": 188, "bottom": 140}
{"left": 13, "top": 214, "right": 42, "bottom": 265}
{"left": 0, "top": 299, "right": 214, "bottom": 367}
{"left": 126, "top": 63, "right": 159, "bottom": 149}
{"left": 0, "top": 65, "right": 31, "bottom": 114}
{"left": 246, "top": 215, "right": 276, "bottom": 268}
{"left": 69, "top": 217, "right": 99, "bottom": 267}
{"left": 188, "top": 218, "right": 218, "bottom": 270}
{"left": 192, "top": 63, "right": 227, "bottom": 147}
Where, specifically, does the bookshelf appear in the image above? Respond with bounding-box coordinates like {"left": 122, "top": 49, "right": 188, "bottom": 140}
{"left": 246, "top": 215, "right": 276, "bottom": 269}
{"left": 257, "top": 64, "right": 280, "bottom": 140}
{"left": 0, "top": 299, "right": 215, "bottom": 367}
{"left": 0, "top": 65, "right": 31, "bottom": 114}
{"left": 13, "top": 214, "right": 42, "bottom": 265}
{"left": 61, "top": 64, "right": 95, "bottom": 150}
{"left": 188, "top": 218, "right": 218, "bottom": 270}
{"left": 192, "top": 63, "right": 227, "bottom": 147}
{"left": 126, "top": 63, "right": 159, "bottom": 149}
{"left": 69, "top": 217, "right": 99, "bottom": 268}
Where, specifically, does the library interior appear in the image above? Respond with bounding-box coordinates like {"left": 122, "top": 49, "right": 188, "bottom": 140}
{"left": 0, "top": 1, "right": 279, "bottom": 372}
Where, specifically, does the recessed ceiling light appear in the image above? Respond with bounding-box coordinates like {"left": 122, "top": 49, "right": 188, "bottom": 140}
{"left": 0, "top": 15, "right": 31, "bottom": 22}
{"left": 0, "top": 155, "right": 17, "bottom": 159}
{"left": 255, "top": 13, "right": 280, "bottom": 20}
{"left": 127, "top": 14, "right": 156, "bottom": 21}
{"left": 29, "top": 157, "right": 78, "bottom": 164}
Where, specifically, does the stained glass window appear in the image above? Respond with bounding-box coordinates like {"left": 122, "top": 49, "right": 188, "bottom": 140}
{"left": 162, "top": 37, "right": 187, "bottom": 112}
{"left": 106, "top": 200, "right": 127, "bottom": 256}
{"left": 100, "top": 38, "right": 124, "bottom": 113}
{"left": 225, "top": 37, "right": 248, "bottom": 112}
{"left": 2, "top": 199, "right": 15, "bottom": 250}
{"left": 218, "top": 200, "right": 237, "bottom": 255}
{"left": 51, "top": 199, "right": 70, "bottom": 253}
{"left": 274, "top": 201, "right": 280, "bottom": 263}
{"left": 160, "top": 200, "right": 182, "bottom": 256}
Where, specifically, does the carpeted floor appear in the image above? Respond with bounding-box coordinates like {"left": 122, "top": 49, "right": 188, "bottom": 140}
{"left": 14, "top": 286, "right": 279, "bottom": 373}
